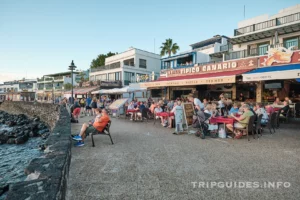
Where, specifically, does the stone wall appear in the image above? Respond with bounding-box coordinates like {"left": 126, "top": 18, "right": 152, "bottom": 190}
{"left": 0, "top": 101, "right": 71, "bottom": 200}
{"left": 0, "top": 101, "right": 60, "bottom": 130}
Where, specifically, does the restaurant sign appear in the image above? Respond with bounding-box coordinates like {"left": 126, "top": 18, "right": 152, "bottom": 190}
{"left": 140, "top": 76, "right": 236, "bottom": 87}
{"left": 165, "top": 58, "right": 257, "bottom": 77}
{"left": 243, "top": 70, "right": 300, "bottom": 81}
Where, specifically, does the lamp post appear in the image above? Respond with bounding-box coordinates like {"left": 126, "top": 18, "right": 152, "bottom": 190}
{"left": 68, "top": 60, "right": 76, "bottom": 104}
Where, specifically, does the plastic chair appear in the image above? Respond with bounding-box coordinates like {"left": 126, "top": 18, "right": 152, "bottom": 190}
{"left": 91, "top": 120, "right": 114, "bottom": 147}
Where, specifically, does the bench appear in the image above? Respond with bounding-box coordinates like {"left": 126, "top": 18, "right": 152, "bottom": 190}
{"left": 91, "top": 120, "right": 114, "bottom": 147}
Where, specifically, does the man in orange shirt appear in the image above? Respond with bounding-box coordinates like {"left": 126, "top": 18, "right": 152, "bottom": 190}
{"left": 73, "top": 108, "right": 110, "bottom": 146}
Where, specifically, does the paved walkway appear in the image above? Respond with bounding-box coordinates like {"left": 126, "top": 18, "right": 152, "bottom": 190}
{"left": 67, "top": 115, "right": 300, "bottom": 200}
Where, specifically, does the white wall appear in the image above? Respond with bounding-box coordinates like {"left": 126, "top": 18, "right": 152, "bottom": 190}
{"left": 196, "top": 52, "right": 210, "bottom": 63}
{"left": 238, "top": 4, "right": 300, "bottom": 28}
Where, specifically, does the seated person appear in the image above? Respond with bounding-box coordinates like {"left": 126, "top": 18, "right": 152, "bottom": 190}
{"left": 284, "top": 97, "right": 292, "bottom": 104}
{"left": 167, "top": 100, "right": 174, "bottom": 110}
{"left": 218, "top": 97, "right": 225, "bottom": 109}
{"left": 226, "top": 104, "right": 254, "bottom": 139}
{"left": 273, "top": 97, "right": 281, "bottom": 105}
{"left": 154, "top": 104, "right": 164, "bottom": 124}
{"left": 127, "top": 101, "right": 135, "bottom": 120}
{"left": 203, "top": 99, "right": 208, "bottom": 108}
{"left": 281, "top": 100, "right": 290, "bottom": 116}
{"left": 254, "top": 103, "right": 269, "bottom": 124}
{"left": 228, "top": 103, "right": 239, "bottom": 115}
{"left": 72, "top": 101, "right": 81, "bottom": 121}
{"left": 136, "top": 102, "right": 146, "bottom": 120}
{"left": 73, "top": 109, "right": 110, "bottom": 146}
{"left": 149, "top": 101, "right": 156, "bottom": 113}
{"left": 265, "top": 104, "right": 274, "bottom": 115}
{"left": 204, "top": 104, "right": 213, "bottom": 117}
{"left": 211, "top": 103, "right": 220, "bottom": 117}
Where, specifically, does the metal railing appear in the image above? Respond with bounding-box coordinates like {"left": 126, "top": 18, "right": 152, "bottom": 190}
{"left": 90, "top": 62, "right": 121, "bottom": 72}
{"left": 234, "top": 12, "right": 300, "bottom": 36}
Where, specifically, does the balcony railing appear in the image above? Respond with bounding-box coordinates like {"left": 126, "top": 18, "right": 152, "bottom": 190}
{"left": 234, "top": 12, "right": 300, "bottom": 36}
{"left": 91, "top": 62, "right": 121, "bottom": 72}
{"left": 224, "top": 43, "right": 300, "bottom": 60}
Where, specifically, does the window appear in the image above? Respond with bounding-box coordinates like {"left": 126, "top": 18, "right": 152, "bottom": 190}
{"left": 123, "top": 58, "right": 134, "bottom": 66}
{"left": 115, "top": 72, "right": 120, "bottom": 81}
{"left": 284, "top": 37, "right": 299, "bottom": 50}
{"left": 139, "top": 59, "right": 147, "bottom": 68}
{"left": 95, "top": 74, "right": 107, "bottom": 81}
{"left": 258, "top": 44, "right": 269, "bottom": 55}
{"left": 124, "top": 71, "right": 135, "bottom": 85}
{"left": 108, "top": 73, "right": 115, "bottom": 81}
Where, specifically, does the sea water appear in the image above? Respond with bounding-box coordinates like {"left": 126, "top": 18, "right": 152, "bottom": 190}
{"left": 0, "top": 125, "right": 43, "bottom": 199}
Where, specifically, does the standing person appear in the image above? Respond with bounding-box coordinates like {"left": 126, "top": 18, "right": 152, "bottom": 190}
{"left": 80, "top": 98, "right": 85, "bottom": 114}
{"left": 85, "top": 96, "right": 92, "bottom": 116}
{"left": 167, "top": 101, "right": 181, "bottom": 128}
{"left": 239, "top": 93, "right": 245, "bottom": 101}
{"left": 187, "top": 93, "right": 204, "bottom": 112}
{"left": 91, "top": 98, "right": 98, "bottom": 116}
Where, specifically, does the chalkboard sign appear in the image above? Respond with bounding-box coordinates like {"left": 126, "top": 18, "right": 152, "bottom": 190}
{"left": 183, "top": 103, "right": 195, "bottom": 126}
{"left": 175, "top": 106, "right": 183, "bottom": 133}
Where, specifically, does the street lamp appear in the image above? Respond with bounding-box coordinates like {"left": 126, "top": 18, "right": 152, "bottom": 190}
{"left": 68, "top": 60, "right": 76, "bottom": 104}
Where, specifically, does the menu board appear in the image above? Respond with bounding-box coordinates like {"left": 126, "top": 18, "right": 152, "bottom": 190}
{"left": 109, "top": 98, "right": 128, "bottom": 110}
{"left": 183, "top": 103, "right": 195, "bottom": 126}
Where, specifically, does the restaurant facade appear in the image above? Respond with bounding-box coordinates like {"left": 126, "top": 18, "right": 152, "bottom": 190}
{"left": 141, "top": 5, "right": 300, "bottom": 103}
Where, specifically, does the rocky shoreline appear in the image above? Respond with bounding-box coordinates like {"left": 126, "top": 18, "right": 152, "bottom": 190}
{"left": 0, "top": 111, "right": 50, "bottom": 145}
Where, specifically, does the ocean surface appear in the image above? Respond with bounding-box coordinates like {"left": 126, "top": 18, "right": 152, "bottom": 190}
{"left": 0, "top": 124, "right": 42, "bottom": 199}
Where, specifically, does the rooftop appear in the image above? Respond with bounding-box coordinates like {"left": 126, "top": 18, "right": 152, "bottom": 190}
{"left": 190, "top": 35, "right": 230, "bottom": 49}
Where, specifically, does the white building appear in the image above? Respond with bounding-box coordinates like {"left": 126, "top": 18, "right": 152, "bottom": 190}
{"left": 37, "top": 71, "right": 78, "bottom": 101}
{"left": 161, "top": 35, "right": 229, "bottom": 70}
{"left": 0, "top": 79, "right": 38, "bottom": 101}
{"left": 0, "top": 79, "right": 37, "bottom": 93}
{"left": 226, "top": 4, "right": 300, "bottom": 60}
{"left": 89, "top": 47, "right": 161, "bottom": 86}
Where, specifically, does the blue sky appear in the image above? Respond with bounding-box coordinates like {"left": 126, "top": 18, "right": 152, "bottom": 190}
{"left": 0, "top": 0, "right": 299, "bottom": 82}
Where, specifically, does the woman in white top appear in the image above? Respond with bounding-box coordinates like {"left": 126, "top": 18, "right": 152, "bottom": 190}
{"left": 167, "top": 102, "right": 180, "bottom": 128}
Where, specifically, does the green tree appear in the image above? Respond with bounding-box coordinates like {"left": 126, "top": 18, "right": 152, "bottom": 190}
{"left": 160, "top": 38, "right": 180, "bottom": 57}
{"left": 90, "top": 52, "right": 118, "bottom": 68}
{"left": 64, "top": 83, "right": 72, "bottom": 90}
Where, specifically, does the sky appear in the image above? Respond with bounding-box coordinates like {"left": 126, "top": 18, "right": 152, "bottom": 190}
{"left": 0, "top": 0, "right": 299, "bottom": 83}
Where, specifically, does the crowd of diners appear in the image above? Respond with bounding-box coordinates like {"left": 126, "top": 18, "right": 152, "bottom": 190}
{"left": 126, "top": 93, "right": 292, "bottom": 139}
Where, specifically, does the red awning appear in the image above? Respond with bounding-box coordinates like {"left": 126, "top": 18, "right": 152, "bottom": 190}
{"left": 64, "top": 86, "right": 98, "bottom": 94}
{"left": 157, "top": 69, "right": 252, "bottom": 82}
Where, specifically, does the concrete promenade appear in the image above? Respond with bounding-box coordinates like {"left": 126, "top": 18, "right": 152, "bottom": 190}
{"left": 67, "top": 115, "right": 300, "bottom": 200}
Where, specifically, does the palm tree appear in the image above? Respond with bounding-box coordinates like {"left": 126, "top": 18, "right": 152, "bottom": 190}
{"left": 160, "top": 38, "right": 180, "bottom": 57}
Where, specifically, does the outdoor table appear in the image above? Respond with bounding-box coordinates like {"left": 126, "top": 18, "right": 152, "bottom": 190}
{"left": 126, "top": 109, "right": 139, "bottom": 113}
{"left": 210, "top": 116, "right": 235, "bottom": 125}
{"left": 156, "top": 112, "right": 174, "bottom": 117}
{"left": 273, "top": 107, "right": 281, "bottom": 112}
{"left": 210, "top": 116, "right": 237, "bottom": 134}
